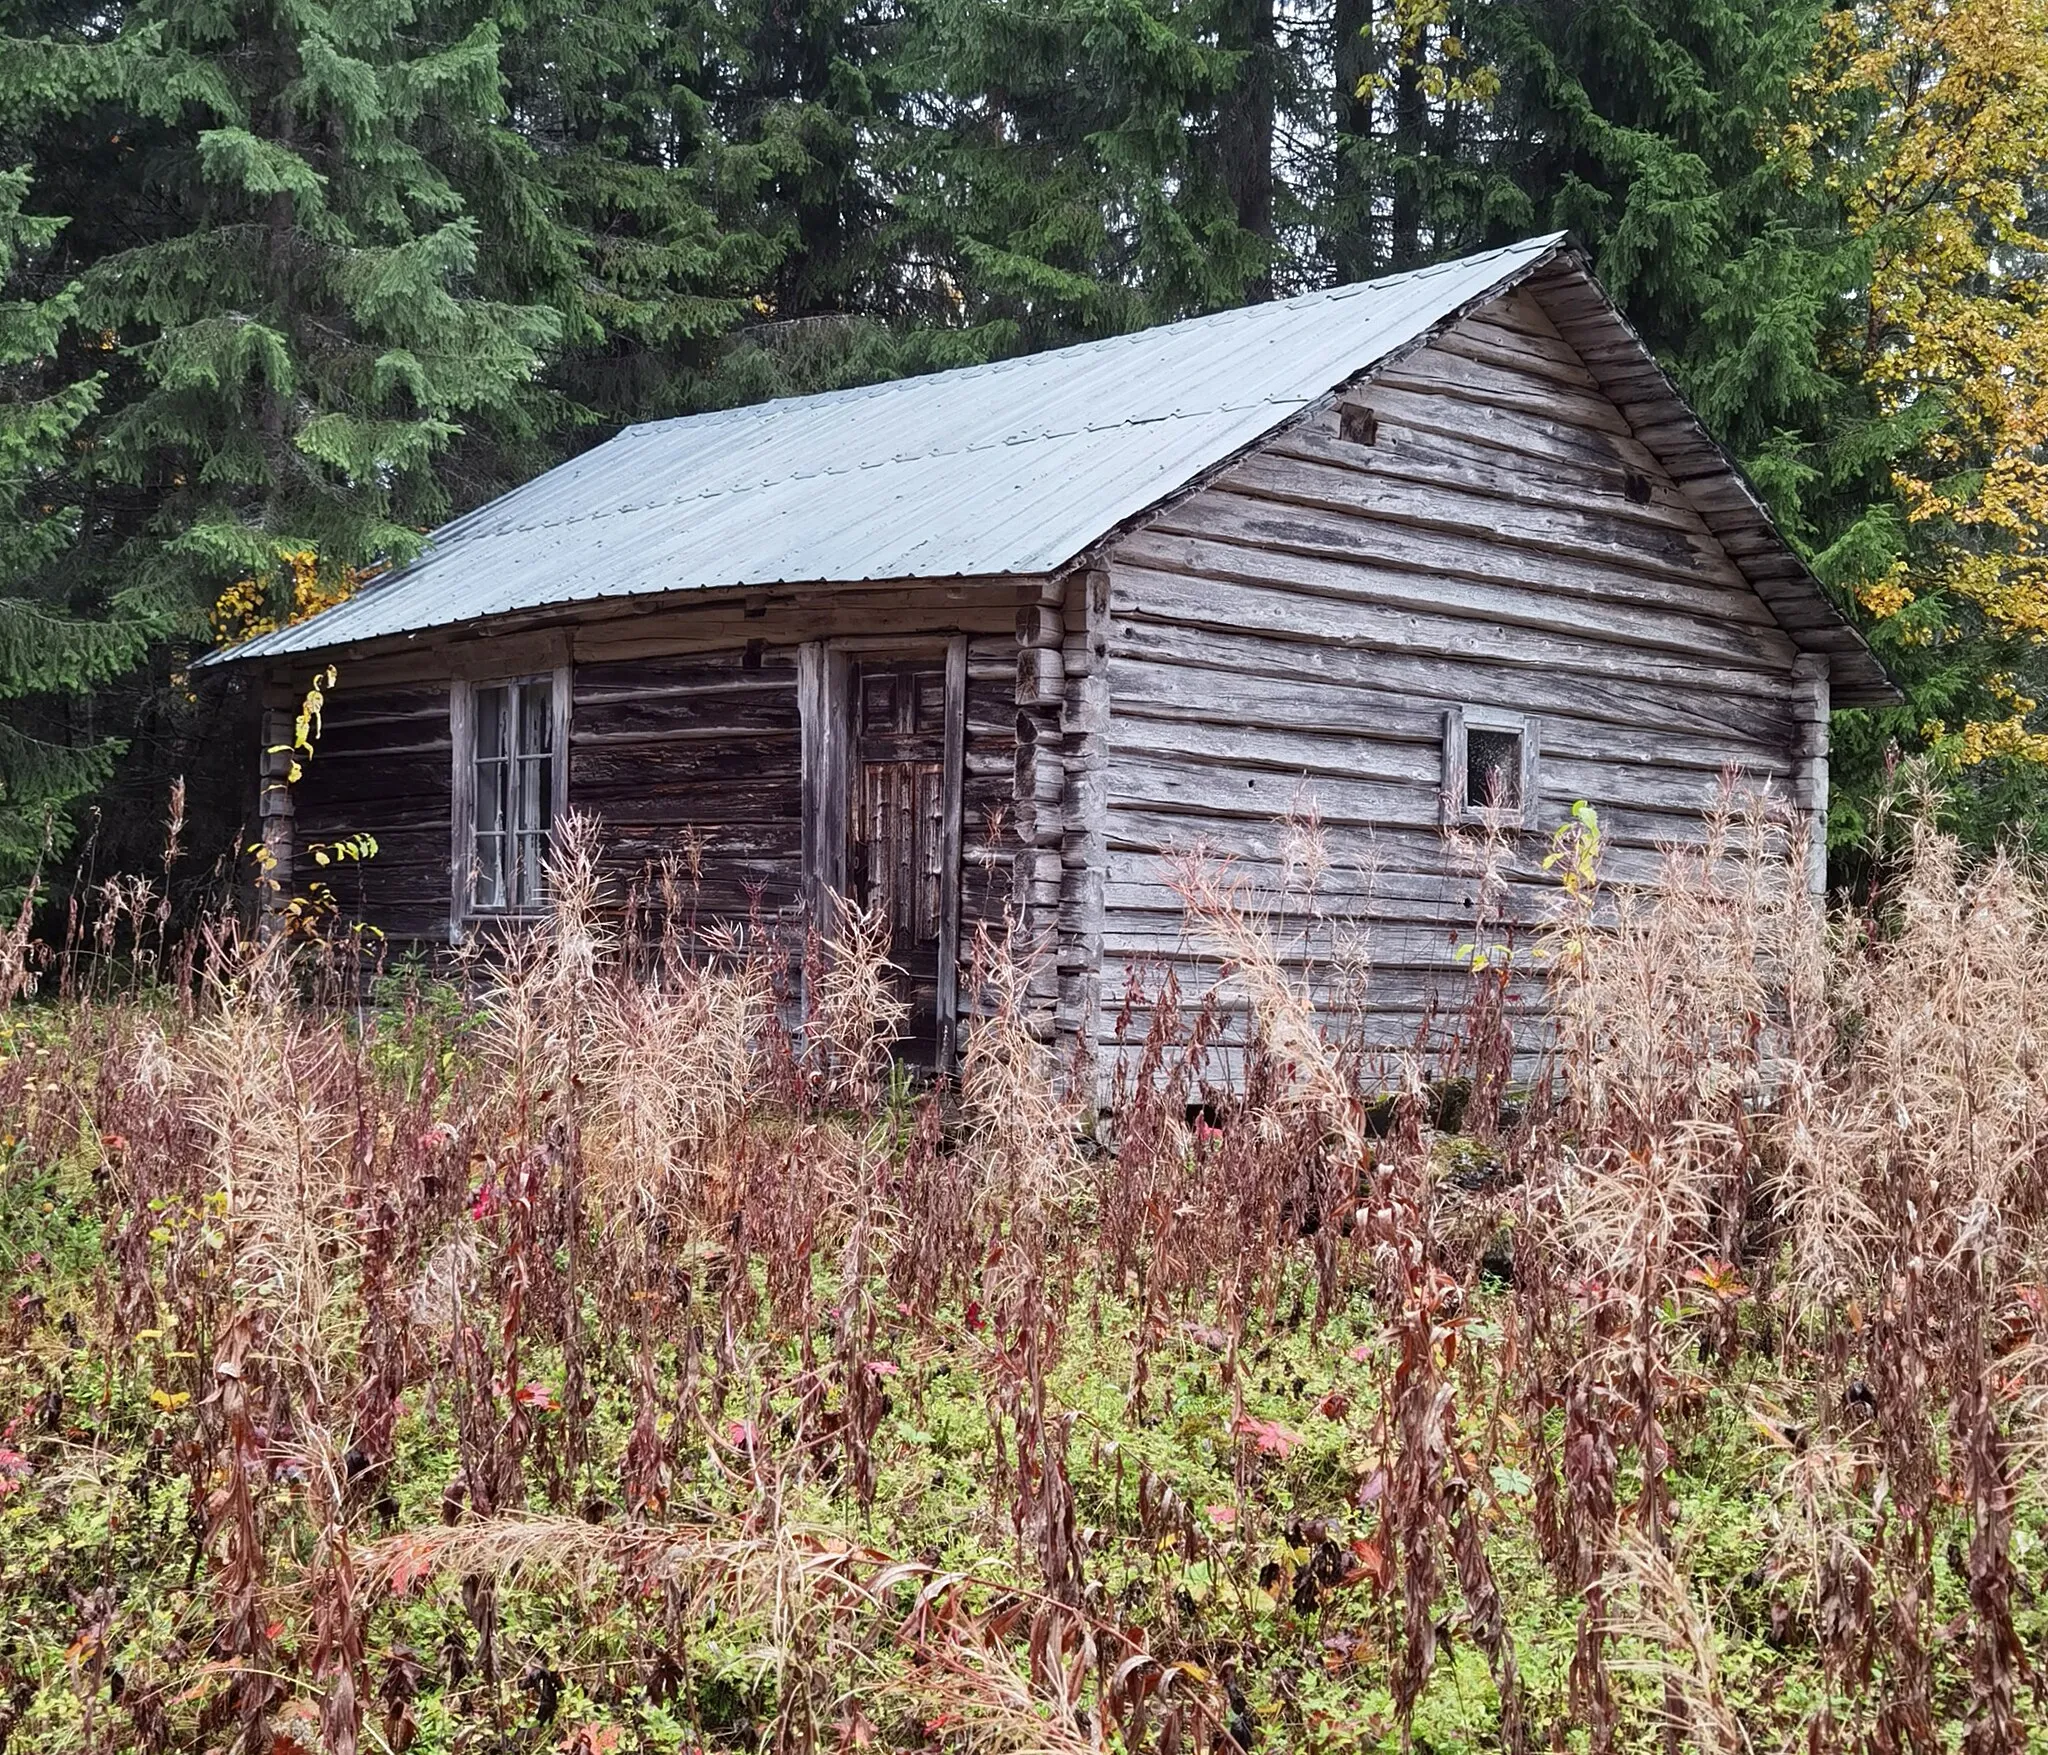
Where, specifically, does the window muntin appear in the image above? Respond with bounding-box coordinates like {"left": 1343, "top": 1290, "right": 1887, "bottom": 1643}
{"left": 469, "top": 675, "right": 556, "bottom": 912}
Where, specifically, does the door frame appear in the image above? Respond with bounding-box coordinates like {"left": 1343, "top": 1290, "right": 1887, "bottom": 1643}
{"left": 798, "top": 635, "right": 968, "bottom": 1070}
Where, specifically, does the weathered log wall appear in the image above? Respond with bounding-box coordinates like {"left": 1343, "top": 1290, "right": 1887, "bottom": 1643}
{"left": 273, "top": 583, "right": 1025, "bottom": 1027}
{"left": 289, "top": 682, "right": 454, "bottom": 943}
{"left": 1090, "top": 286, "right": 1813, "bottom": 1070}
{"left": 570, "top": 648, "right": 805, "bottom": 921}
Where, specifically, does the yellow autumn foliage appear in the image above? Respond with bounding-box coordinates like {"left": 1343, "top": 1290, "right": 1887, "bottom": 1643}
{"left": 211, "top": 549, "right": 369, "bottom": 646}
{"left": 1363, "top": 0, "right": 1502, "bottom": 108}
{"left": 1792, "top": 0, "right": 2048, "bottom": 764}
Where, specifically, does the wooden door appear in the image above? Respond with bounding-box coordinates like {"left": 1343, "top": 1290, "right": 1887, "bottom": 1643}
{"left": 850, "top": 660, "right": 951, "bottom": 1061}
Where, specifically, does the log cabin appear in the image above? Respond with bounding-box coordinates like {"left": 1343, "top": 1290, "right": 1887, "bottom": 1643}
{"left": 200, "top": 234, "right": 1894, "bottom": 1080}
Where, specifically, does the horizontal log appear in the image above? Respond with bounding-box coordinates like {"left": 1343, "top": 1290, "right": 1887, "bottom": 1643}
{"left": 1119, "top": 522, "right": 1787, "bottom": 669}
{"left": 1133, "top": 472, "right": 1762, "bottom": 620}
{"left": 1102, "top": 808, "right": 1713, "bottom": 885}
{"left": 1205, "top": 450, "right": 1756, "bottom": 597}
{"left": 571, "top": 743, "right": 800, "bottom": 791}
{"left": 1374, "top": 345, "right": 1633, "bottom": 437}
{"left": 573, "top": 655, "right": 797, "bottom": 700}
{"left": 1104, "top": 628, "right": 1795, "bottom": 746}
{"left": 1108, "top": 561, "right": 1796, "bottom": 701}
{"left": 295, "top": 760, "right": 451, "bottom": 814}
{"left": 1465, "top": 290, "right": 1564, "bottom": 344}
{"left": 1105, "top": 656, "right": 1793, "bottom": 775}
{"left": 1345, "top": 377, "right": 1635, "bottom": 476}
{"left": 568, "top": 782, "right": 802, "bottom": 827}
{"left": 1277, "top": 419, "right": 1732, "bottom": 552}
{"left": 1429, "top": 324, "right": 1602, "bottom": 394}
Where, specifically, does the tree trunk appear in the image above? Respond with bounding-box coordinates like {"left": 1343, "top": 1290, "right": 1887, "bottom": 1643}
{"left": 1390, "top": 0, "right": 1426, "bottom": 271}
{"left": 1220, "top": 0, "right": 1276, "bottom": 296}
{"left": 1333, "top": 0, "right": 1377, "bottom": 281}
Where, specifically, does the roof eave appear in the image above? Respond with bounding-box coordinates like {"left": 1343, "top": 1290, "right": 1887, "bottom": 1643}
{"left": 1526, "top": 249, "right": 1899, "bottom": 708}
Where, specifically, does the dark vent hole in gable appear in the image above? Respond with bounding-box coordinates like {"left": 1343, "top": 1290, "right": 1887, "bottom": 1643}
{"left": 1466, "top": 728, "right": 1523, "bottom": 810}
{"left": 1338, "top": 405, "right": 1379, "bottom": 447}
{"left": 1622, "top": 467, "right": 1653, "bottom": 505}
{"left": 743, "top": 639, "right": 765, "bottom": 671}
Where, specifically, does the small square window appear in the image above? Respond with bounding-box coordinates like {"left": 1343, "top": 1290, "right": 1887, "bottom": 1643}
{"left": 1466, "top": 727, "right": 1524, "bottom": 812}
{"left": 1444, "top": 707, "right": 1537, "bottom": 828}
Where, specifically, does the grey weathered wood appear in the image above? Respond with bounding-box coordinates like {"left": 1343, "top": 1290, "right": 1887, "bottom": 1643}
{"left": 550, "top": 665, "right": 572, "bottom": 831}
{"left": 1375, "top": 347, "right": 1634, "bottom": 436}
{"left": 1521, "top": 257, "right": 1893, "bottom": 706}
{"left": 1134, "top": 484, "right": 1775, "bottom": 624}
{"left": 1338, "top": 379, "right": 1642, "bottom": 475}
{"left": 257, "top": 690, "right": 298, "bottom": 941}
{"left": 1081, "top": 292, "right": 1831, "bottom": 1067}
{"left": 1465, "top": 288, "right": 1564, "bottom": 341}
{"left": 1056, "top": 571, "right": 1111, "bottom": 1075}
{"left": 265, "top": 577, "right": 1027, "bottom": 695}
{"left": 1106, "top": 627, "right": 1793, "bottom": 740}
{"left": 565, "top": 649, "right": 806, "bottom": 921}
{"left": 1110, "top": 560, "right": 1798, "bottom": 698}
{"left": 1275, "top": 422, "right": 1739, "bottom": 548}
{"left": 1205, "top": 450, "right": 1758, "bottom": 595}
{"left": 1105, "top": 655, "right": 1796, "bottom": 772}
{"left": 1791, "top": 654, "right": 1831, "bottom": 896}
{"left": 1125, "top": 519, "right": 1788, "bottom": 664}
{"left": 797, "top": 641, "right": 852, "bottom": 937}
{"left": 937, "top": 635, "right": 967, "bottom": 1070}
{"left": 447, "top": 680, "right": 474, "bottom": 940}
{"left": 1430, "top": 324, "right": 1602, "bottom": 393}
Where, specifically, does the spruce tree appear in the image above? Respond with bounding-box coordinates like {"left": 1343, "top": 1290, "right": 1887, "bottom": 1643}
{"left": 1315, "top": 0, "right": 1519, "bottom": 283}
{"left": 885, "top": 0, "right": 1267, "bottom": 350}
{"left": 45, "top": 0, "right": 564, "bottom": 642}
{"left": 480, "top": 0, "right": 786, "bottom": 434}
{"left": 0, "top": 164, "right": 141, "bottom": 890}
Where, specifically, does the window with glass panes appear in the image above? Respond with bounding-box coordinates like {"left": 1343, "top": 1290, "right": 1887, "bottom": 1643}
{"left": 470, "top": 676, "right": 555, "bottom": 910}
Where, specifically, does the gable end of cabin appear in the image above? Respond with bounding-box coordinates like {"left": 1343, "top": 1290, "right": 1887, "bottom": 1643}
{"left": 1082, "top": 281, "right": 1833, "bottom": 1080}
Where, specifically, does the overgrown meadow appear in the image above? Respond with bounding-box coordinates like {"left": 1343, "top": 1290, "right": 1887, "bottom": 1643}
{"left": 2, "top": 799, "right": 2046, "bottom": 1755}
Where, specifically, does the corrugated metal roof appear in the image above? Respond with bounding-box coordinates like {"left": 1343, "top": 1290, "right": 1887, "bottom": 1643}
{"left": 205, "top": 235, "right": 1569, "bottom": 663}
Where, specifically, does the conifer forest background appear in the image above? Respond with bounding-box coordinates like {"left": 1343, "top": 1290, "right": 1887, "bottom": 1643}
{"left": 2, "top": 0, "right": 2048, "bottom": 898}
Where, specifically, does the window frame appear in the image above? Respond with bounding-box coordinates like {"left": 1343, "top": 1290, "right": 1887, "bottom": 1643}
{"left": 1442, "top": 705, "right": 1539, "bottom": 830}
{"left": 450, "top": 665, "right": 570, "bottom": 939}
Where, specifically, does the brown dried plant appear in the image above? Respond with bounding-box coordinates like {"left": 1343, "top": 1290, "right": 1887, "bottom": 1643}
{"left": 810, "top": 891, "right": 909, "bottom": 1107}
{"left": 1600, "top": 1530, "right": 1747, "bottom": 1755}
{"left": 17, "top": 772, "right": 2048, "bottom": 1755}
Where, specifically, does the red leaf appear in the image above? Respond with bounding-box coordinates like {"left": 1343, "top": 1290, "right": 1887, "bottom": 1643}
{"left": 1233, "top": 1415, "right": 1305, "bottom": 1459}
{"left": 1350, "top": 1538, "right": 1391, "bottom": 1589}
